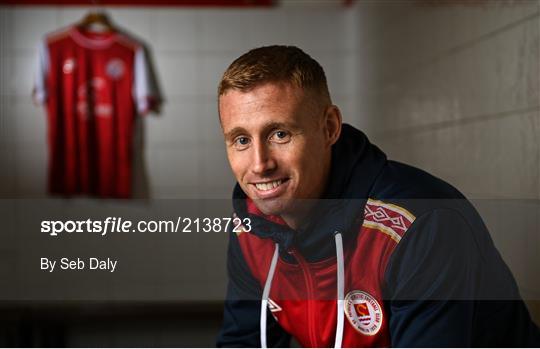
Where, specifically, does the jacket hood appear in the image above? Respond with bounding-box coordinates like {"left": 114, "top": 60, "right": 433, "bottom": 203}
{"left": 232, "top": 123, "right": 387, "bottom": 261}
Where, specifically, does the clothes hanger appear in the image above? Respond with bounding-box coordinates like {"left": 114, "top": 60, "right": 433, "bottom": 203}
{"left": 78, "top": 0, "right": 114, "bottom": 32}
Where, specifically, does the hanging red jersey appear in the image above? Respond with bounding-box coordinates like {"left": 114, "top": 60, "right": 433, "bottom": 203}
{"left": 33, "top": 25, "right": 160, "bottom": 198}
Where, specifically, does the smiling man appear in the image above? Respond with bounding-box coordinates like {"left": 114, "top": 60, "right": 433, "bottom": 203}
{"left": 220, "top": 80, "right": 340, "bottom": 228}
{"left": 216, "top": 46, "right": 539, "bottom": 348}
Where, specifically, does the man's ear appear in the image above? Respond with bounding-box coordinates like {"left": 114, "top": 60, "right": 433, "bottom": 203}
{"left": 323, "top": 105, "right": 342, "bottom": 147}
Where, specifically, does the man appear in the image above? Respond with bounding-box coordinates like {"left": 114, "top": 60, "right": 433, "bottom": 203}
{"left": 216, "top": 45, "right": 540, "bottom": 347}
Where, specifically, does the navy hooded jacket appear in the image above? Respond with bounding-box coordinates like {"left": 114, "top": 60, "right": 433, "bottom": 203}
{"left": 217, "top": 123, "right": 540, "bottom": 347}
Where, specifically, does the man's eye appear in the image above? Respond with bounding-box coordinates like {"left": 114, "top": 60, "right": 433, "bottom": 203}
{"left": 233, "top": 137, "right": 250, "bottom": 148}
{"left": 271, "top": 130, "right": 291, "bottom": 143}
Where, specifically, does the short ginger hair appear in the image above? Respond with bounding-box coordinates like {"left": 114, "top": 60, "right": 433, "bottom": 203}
{"left": 218, "top": 45, "right": 331, "bottom": 103}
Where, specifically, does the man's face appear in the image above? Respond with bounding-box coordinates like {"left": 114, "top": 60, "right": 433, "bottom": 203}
{"left": 219, "top": 82, "right": 332, "bottom": 218}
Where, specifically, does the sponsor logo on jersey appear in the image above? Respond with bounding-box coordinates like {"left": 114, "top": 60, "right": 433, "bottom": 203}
{"left": 106, "top": 58, "right": 125, "bottom": 79}
{"left": 77, "top": 77, "right": 112, "bottom": 118}
{"left": 63, "top": 58, "right": 76, "bottom": 74}
{"left": 344, "top": 290, "right": 383, "bottom": 336}
{"left": 78, "top": 77, "right": 106, "bottom": 97}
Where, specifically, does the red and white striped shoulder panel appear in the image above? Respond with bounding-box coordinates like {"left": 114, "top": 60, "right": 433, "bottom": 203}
{"left": 362, "top": 198, "right": 416, "bottom": 243}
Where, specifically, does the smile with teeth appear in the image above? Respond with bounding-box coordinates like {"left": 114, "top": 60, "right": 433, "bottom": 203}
{"left": 254, "top": 179, "right": 284, "bottom": 191}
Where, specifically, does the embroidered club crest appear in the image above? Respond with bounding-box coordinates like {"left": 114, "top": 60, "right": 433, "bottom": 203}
{"left": 344, "top": 290, "right": 383, "bottom": 336}
{"left": 106, "top": 58, "right": 125, "bottom": 79}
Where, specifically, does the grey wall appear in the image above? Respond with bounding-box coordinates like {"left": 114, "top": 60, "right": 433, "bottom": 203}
{"left": 352, "top": 0, "right": 540, "bottom": 324}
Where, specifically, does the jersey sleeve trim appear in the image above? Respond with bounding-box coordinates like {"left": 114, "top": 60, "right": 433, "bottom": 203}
{"left": 363, "top": 198, "right": 416, "bottom": 243}
{"left": 32, "top": 38, "right": 49, "bottom": 105}
{"left": 133, "top": 45, "right": 161, "bottom": 115}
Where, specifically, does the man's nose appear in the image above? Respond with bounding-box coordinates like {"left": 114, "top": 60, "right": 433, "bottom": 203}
{"left": 251, "top": 142, "right": 277, "bottom": 175}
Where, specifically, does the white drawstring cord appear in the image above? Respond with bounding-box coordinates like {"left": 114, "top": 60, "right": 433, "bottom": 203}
{"left": 260, "top": 243, "right": 279, "bottom": 348}
{"left": 334, "top": 232, "right": 345, "bottom": 348}
{"left": 259, "top": 236, "right": 345, "bottom": 348}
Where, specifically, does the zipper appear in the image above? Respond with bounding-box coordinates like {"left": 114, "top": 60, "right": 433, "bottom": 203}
{"left": 289, "top": 248, "right": 318, "bottom": 348}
